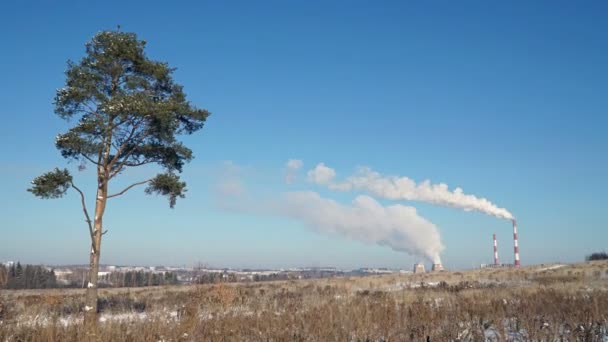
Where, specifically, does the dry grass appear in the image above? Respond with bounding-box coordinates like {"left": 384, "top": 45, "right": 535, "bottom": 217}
{"left": 1, "top": 261, "right": 607, "bottom": 341}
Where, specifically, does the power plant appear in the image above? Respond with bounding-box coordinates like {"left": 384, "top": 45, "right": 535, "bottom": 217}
{"left": 493, "top": 233, "right": 499, "bottom": 266}
{"left": 512, "top": 219, "right": 520, "bottom": 267}
{"left": 414, "top": 221, "right": 521, "bottom": 272}
{"left": 481, "top": 221, "right": 521, "bottom": 269}
{"left": 411, "top": 262, "right": 445, "bottom": 273}
{"left": 431, "top": 263, "right": 444, "bottom": 272}
{"left": 413, "top": 263, "right": 426, "bottom": 274}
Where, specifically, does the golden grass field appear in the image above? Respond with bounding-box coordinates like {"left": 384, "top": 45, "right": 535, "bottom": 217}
{"left": 1, "top": 260, "right": 607, "bottom": 341}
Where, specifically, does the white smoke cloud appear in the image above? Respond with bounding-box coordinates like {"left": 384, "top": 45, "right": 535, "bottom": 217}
{"left": 306, "top": 162, "right": 336, "bottom": 185}
{"left": 280, "top": 191, "right": 444, "bottom": 264}
{"left": 308, "top": 163, "right": 514, "bottom": 220}
{"left": 213, "top": 161, "right": 248, "bottom": 210}
{"left": 284, "top": 159, "right": 303, "bottom": 184}
{"left": 216, "top": 180, "right": 245, "bottom": 197}
{"left": 214, "top": 160, "right": 445, "bottom": 263}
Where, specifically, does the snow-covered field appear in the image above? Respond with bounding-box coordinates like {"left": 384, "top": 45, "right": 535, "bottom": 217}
{"left": 1, "top": 261, "right": 607, "bottom": 341}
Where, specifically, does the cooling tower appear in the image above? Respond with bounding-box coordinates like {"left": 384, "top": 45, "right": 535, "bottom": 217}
{"left": 431, "top": 263, "right": 444, "bottom": 272}
{"left": 413, "top": 263, "right": 426, "bottom": 274}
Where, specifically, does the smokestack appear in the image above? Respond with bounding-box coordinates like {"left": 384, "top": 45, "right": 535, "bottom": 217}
{"left": 493, "top": 233, "right": 499, "bottom": 266}
{"left": 512, "top": 219, "right": 520, "bottom": 267}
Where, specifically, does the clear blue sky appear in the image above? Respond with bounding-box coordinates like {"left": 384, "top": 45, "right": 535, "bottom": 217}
{"left": 0, "top": 1, "right": 606, "bottom": 269}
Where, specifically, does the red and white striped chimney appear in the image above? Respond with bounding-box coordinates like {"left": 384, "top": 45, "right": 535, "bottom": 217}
{"left": 493, "top": 233, "right": 499, "bottom": 266}
{"left": 512, "top": 219, "right": 520, "bottom": 267}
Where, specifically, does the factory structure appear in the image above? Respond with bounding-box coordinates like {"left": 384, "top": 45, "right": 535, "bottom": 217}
{"left": 481, "top": 219, "right": 521, "bottom": 269}
{"left": 413, "top": 263, "right": 426, "bottom": 274}
{"left": 412, "top": 262, "right": 444, "bottom": 274}
{"left": 414, "top": 219, "right": 521, "bottom": 272}
{"left": 493, "top": 233, "right": 499, "bottom": 265}
{"left": 431, "top": 263, "right": 444, "bottom": 272}
{"left": 512, "top": 219, "right": 521, "bottom": 267}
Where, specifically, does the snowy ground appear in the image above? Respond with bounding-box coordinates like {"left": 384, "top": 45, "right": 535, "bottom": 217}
{"left": 537, "top": 264, "right": 567, "bottom": 272}
{"left": 2, "top": 261, "right": 607, "bottom": 341}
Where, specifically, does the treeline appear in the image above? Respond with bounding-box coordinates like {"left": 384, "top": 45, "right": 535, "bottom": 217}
{"left": 0, "top": 262, "right": 57, "bottom": 289}
{"left": 193, "top": 272, "right": 298, "bottom": 284}
{"left": 0, "top": 263, "right": 179, "bottom": 289}
{"left": 586, "top": 252, "right": 608, "bottom": 261}
{"left": 99, "top": 271, "right": 179, "bottom": 288}
{"left": 194, "top": 272, "right": 238, "bottom": 284}
{"left": 253, "top": 273, "right": 292, "bottom": 282}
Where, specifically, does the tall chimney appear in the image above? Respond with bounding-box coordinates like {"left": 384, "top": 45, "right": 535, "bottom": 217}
{"left": 493, "top": 233, "right": 499, "bottom": 266}
{"left": 512, "top": 219, "right": 520, "bottom": 267}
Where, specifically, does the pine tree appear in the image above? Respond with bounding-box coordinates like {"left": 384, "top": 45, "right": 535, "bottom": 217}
{"left": 15, "top": 263, "right": 23, "bottom": 279}
{"left": 27, "top": 30, "right": 209, "bottom": 334}
{"left": 9, "top": 263, "right": 15, "bottom": 278}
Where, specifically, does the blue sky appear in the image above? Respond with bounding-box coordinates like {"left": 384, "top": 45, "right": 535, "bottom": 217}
{"left": 0, "top": 1, "right": 606, "bottom": 269}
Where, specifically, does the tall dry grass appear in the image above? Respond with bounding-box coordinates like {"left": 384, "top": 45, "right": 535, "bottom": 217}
{"left": 1, "top": 278, "right": 607, "bottom": 341}
{"left": 1, "top": 262, "right": 607, "bottom": 341}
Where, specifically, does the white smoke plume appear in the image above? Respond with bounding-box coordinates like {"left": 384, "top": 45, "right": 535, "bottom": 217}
{"left": 280, "top": 191, "right": 444, "bottom": 264}
{"left": 284, "top": 159, "right": 303, "bottom": 184}
{"left": 308, "top": 163, "right": 514, "bottom": 220}
{"left": 214, "top": 160, "right": 445, "bottom": 264}
{"left": 306, "top": 162, "right": 335, "bottom": 185}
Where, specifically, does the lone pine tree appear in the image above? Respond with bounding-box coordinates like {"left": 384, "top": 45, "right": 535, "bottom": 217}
{"left": 28, "top": 30, "right": 209, "bottom": 334}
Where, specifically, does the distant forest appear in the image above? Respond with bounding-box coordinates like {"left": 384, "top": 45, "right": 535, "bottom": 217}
{"left": 0, "top": 263, "right": 178, "bottom": 289}
{"left": 0, "top": 263, "right": 57, "bottom": 289}
{"left": 587, "top": 252, "right": 608, "bottom": 261}
{"left": 99, "top": 270, "right": 178, "bottom": 288}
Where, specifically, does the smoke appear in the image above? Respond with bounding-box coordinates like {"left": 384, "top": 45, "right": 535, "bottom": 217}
{"left": 280, "top": 191, "right": 444, "bottom": 264}
{"left": 308, "top": 163, "right": 514, "bottom": 220}
{"left": 212, "top": 161, "right": 249, "bottom": 211}
{"left": 211, "top": 160, "right": 515, "bottom": 266}
{"left": 213, "top": 160, "right": 445, "bottom": 264}
{"left": 284, "top": 159, "right": 303, "bottom": 184}
{"left": 306, "top": 162, "right": 335, "bottom": 185}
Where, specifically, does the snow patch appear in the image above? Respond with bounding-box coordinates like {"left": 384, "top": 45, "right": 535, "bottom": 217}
{"left": 538, "top": 264, "right": 566, "bottom": 272}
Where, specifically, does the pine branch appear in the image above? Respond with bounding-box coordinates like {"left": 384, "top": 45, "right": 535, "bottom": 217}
{"left": 108, "top": 133, "right": 149, "bottom": 179}
{"left": 118, "top": 160, "right": 154, "bottom": 168}
{"left": 107, "top": 118, "right": 145, "bottom": 170}
{"left": 106, "top": 179, "right": 152, "bottom": 198}
{"left": 80, "top": 101, "right": 98, "bottom": 116}
{"left": 70, "top": 181, "right": 94, "bottom": 241}
{"left": 81, "top": 154, "right": 102, "bottom": 166}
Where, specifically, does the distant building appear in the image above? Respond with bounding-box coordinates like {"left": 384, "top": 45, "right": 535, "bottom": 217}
{"left": 413, "top": 263, "right": 426, "bottom": 274}
{"left": 54, "top": 269, "right": 73, "bottom": 277}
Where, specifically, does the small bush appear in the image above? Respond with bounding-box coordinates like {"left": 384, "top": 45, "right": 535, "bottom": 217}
{"left": 97, "top": 294, "right": 147, "bottom": 313}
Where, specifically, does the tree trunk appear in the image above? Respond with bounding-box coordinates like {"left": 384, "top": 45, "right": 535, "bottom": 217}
{"left": 84, "top": 171, "right": 108, "bottom": 338}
